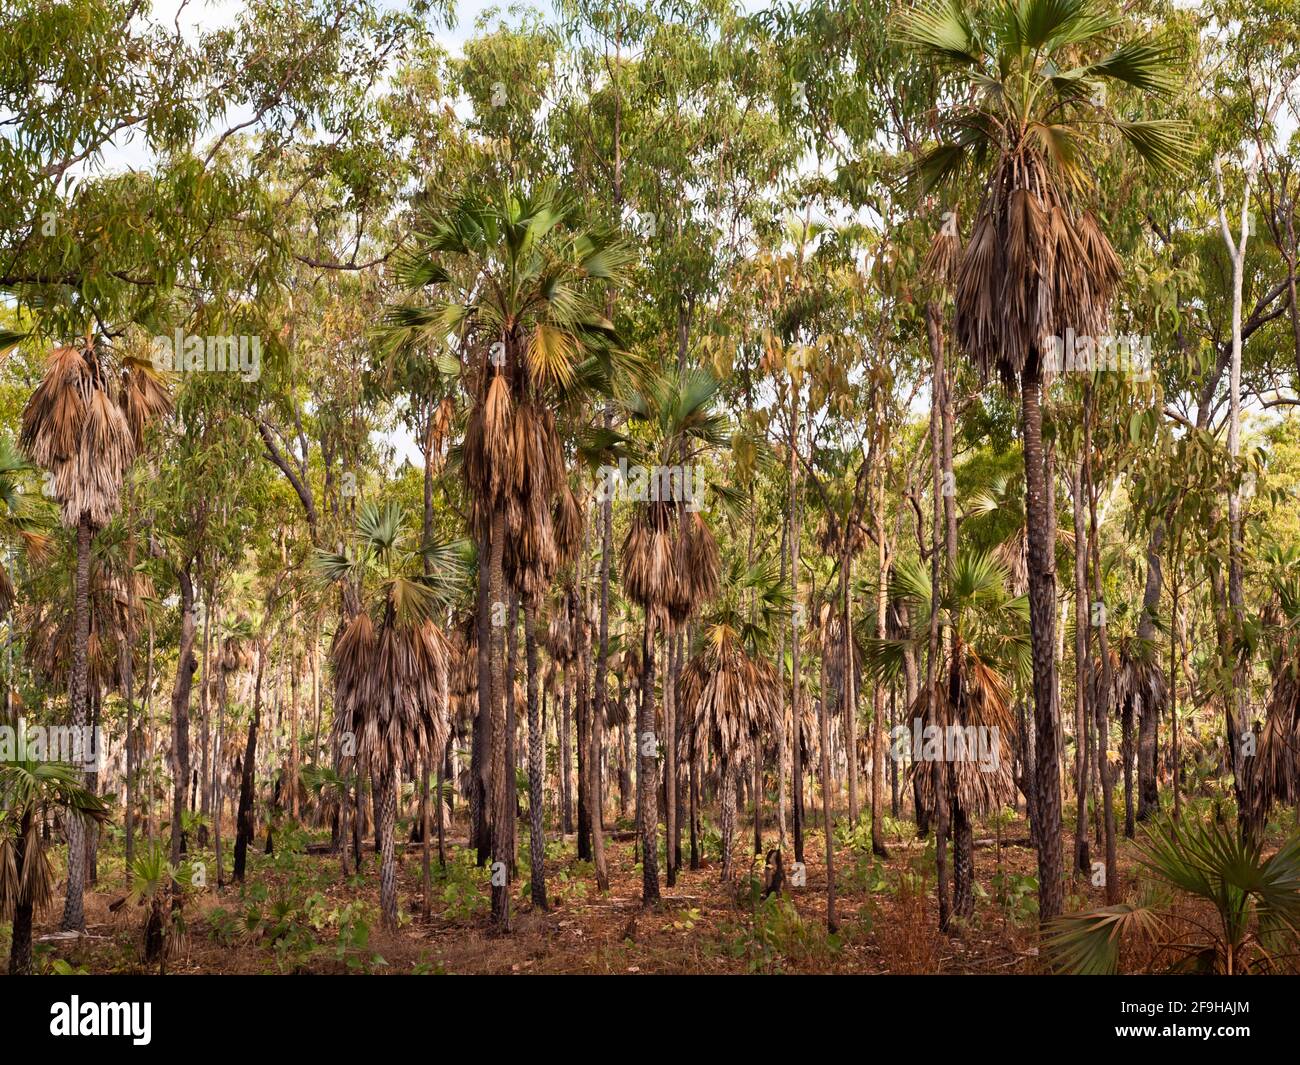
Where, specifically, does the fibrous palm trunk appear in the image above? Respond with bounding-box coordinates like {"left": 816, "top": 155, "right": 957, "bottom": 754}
{"left": 61, "top": 513, "right": 93, "bottom": 932}
{"left": 720, "top": 756, "right": 737, "bottom": 881}
{"left": 378, "top": 767, "right": 398, "bottom": 931}
{"left": 489, "top": 508, "right": 511, "bottom": 929}
{"left": 638, "top": 610, "right": 660, "bottom": 905}
{"left": 525, "top": 604, "right": 548, "bottom": 908}
{"left": 1020, "top": 371, "right": 1063, "bottom": 923}
{"left": 8, "top": 809, "right": 34, "bottom": 974}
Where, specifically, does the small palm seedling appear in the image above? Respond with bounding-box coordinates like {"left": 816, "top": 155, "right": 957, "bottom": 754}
{"left": 1045, "top": 812, "right": 1300, "bottom": 974}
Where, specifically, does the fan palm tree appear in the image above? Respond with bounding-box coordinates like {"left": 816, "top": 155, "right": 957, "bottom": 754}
{"left": 866, "top": 548, "right": 1030, "bottom": 919}
{"left": 317, "top": 501, "right": 457, "bottom": 931}
{"left": 620, "top": 367, "right": 727, "bottom": 903}
{"left": 386, "top": 183, "right": 630, "bottom": 927}
{"left": 19, "top": 334, "right": 170, "bottom": 930}
{"left": 681, "top": 555, "right": 789, "bottom": 883}
{"left": 1, "top": 747, "right": 108, "bottom": 974}
{"left": 898, "top": 0, "right": 1186, "bottom": 921}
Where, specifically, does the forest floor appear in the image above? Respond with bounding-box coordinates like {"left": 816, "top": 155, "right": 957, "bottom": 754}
{"left": 17, "top": 807, "right": 1152, "bottom": 975}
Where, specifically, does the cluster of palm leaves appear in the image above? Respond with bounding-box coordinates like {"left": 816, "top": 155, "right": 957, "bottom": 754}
{"left": 20, "top": 338, "right": 169, "bottom": 529}
{"left": 316, "top": 501, "right": 464, "bottom": 928}
{"left": 0, "top": 748, "right": 108, "bottom": 974}
{"left": 1046, "top": 814, "right": 1300, "bottom": 974}
{"left": 619, "top": 369, "right": 729, "bottom": 627}
{"left": 680, "top": 555, "right": 789, "bottom": 881}
{"left": 1245, "top": 544, "right": 1300, "bottom": 831}
{"left": 388, "top": 182, "right": 633, "bottom": 600}
{"left": 899, "top": 0, "right": 1184, "bottom": 385}
{"left": 865, "top": 547, "right": 1029, "bottom": 814}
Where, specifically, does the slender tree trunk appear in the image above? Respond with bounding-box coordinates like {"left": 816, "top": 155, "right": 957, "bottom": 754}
{"left": 561, "top": 665, "right": 573, "bottom": 838}
{"left": 1072, "top": 463, "right": 1091, "bottom": 875}
{"left": 170, "top": 568, "right": 199, "bottom": 866}
{"left": 233, "top": 642, "right": 267, "bottom": 882}
{"left": 926, "top": 302, "right": 952, "bottom": 931}
{"left": 789, "top": 392, "right": 804, "bottom": 865}
{"left": 378, "top": 767, "right": 398, "bottom": 931}
{"left": 1137, "top": 524, "right": 1165, "bottom": 821}
{"left": 1021, "top": 369, "right": 1063, "bottom": 923}
{"left": 638, "top": 609, "right": 660, "bottom": 905}
{"left": 525, "top": 604, "right": 548, "bottom": 908}
{"left": 1085, "top": 398, "right": 1119, "bottom": 905}
{"left": 818, "top": 645, "right": 837, "bottom": 932}
{"left": 488, "top": 508, "right": 511, "bottom": 929}
{"left": 8, "top": 808, "right": 34, "bottom": 974}
{"left": 60, "top": 513, "right": 93, "bottom": 932}
{"left": 843, "top": 553, "right": 860, "bottom": 828}
{"left": 473, "top": 531, "right": 492, "bottom": 865}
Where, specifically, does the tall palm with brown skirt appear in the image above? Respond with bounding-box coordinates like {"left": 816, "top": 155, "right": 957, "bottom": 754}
{"left": 319, "top": 501, "right": 454, "bottom": 932}
{"left": 620, "top": 368, "right": 725, "bottom": 904}
{"left": 387, "top": 183, "right": 629, "bottom": 928}
{"left": 20, "top": 335, "right": 170, "bottom": 930}
{"left": 898, "top": 0, "right": 1186, "bottom": 921}
{"left": 681, "top": 555, "right": 787, "bottom": 883}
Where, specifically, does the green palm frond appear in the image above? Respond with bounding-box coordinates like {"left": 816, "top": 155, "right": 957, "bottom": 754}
{"left": 1044, "top": 904, "right": 1165, "bottom": 975}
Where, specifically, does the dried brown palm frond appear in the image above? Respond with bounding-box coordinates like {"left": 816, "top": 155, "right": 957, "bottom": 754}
{"left": 119, "top": 357, "right": 173, "bottom": 449}
{"left": 330, "top": 606, "right": 450, "bottom": 779}
{"left": 954, "top": 148, "right": 1122, "bottom": 388}
{"left": 621, "top": 506, "right": 677, "bottom": 620}
{"left": 906, "top": 642, "right": 1017, "bottom": 817}
{"left": 21, "top": 342, "right": 168, "bottom": 531}
{"left": 1111, "top": 646, "right": 1166, "bottom": 723}
{"left": 22, "top": 562, "right": 128, "bottom": 693}
{"left": 219, "top": 636, "right": 256, "bottom": 675}
{"left": 666, "top": 514, "right": 719, "bottom": 626}
{"left": 681, "top": 623, "right": 780, "bottom": 767}
{"left": 552, "top": 482, "right": 583, "bottom": 565}
{"left": 1249, "top": 650, "right": 1300, "bottom": 826}
{"left": 547, "top": 592, "right": 579, "bottom": 666}
{"left": 448, "top": 612, "right": 479, "bottom": 734}
{"left": 924, "top": 208, "right": 962, "bottom": 290}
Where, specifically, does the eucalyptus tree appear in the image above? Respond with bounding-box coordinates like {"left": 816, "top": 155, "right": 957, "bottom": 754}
{"left": 898, "top": 0, "right": 1187, "bottom": 921}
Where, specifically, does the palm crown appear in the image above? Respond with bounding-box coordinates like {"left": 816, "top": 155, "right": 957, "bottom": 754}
{"left": 898, "top": 0, "right": 1186, "bottom": 384}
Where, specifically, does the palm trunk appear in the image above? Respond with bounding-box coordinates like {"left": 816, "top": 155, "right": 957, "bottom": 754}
{"left": 1071, "top": 462, "right": 1091, "bottom": 875}
{"left": 488, "top": 507, "right": 511, "bottom": 929}
{"left": 561, "top": 665, "right": 573, "bottom": 837}
{"left": 1136, "top": 524, "right": 1165, "bottom": 821}
{"left": 60, "top": 513, "right": 93, "bottom": 932}
{"left": 925, "top": 302, "right": 951, "bottom": 930}
{"left": 8, "top": 808, "right": 34, "bottom": 974}
{"left": 525, "top": 604, "right": 548, "bottom": 908}
{"left": 720, "top": 756, "right": 737, "bottom": 881}
{"left": 1020, "top": 369, "right": 1063, "bottom": 923}
{"left": 664, "top": 625, "right": 678, "bottom": 886}
{"left": 638, "top": 609, "right": 660, "bottom": 904}
{"left": 378, "top": 767, "right": 398, "bottom": 931}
